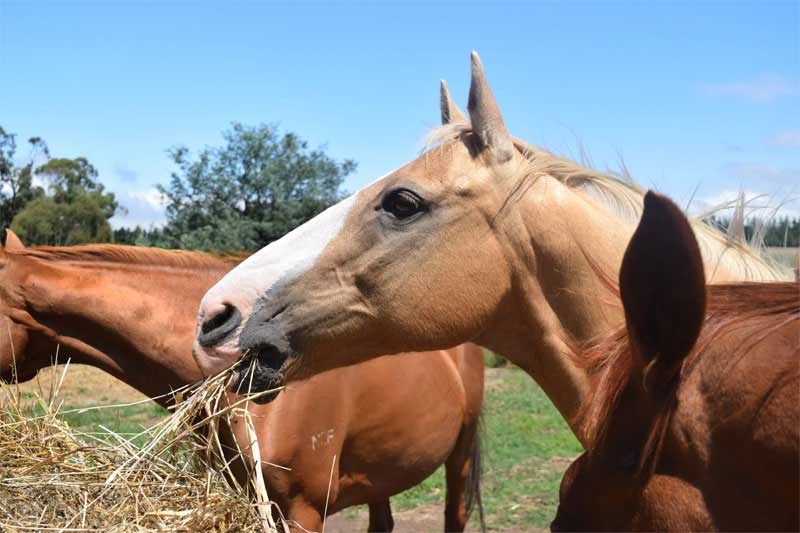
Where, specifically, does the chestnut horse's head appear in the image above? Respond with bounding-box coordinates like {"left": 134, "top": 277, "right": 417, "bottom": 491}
{"left": 552, "top": 192, "right": 707, "bottom": 531}
{"left": 193, "top": 52, "right": 534, "bottom": 394}
{"left": 0, "top": 230, "right": 43, "bottom": 382}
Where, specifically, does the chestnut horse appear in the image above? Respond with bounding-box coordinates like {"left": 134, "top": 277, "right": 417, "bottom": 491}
{"left": 192, "top": 52, "right": 789, "bottom": 450}
{"left": 552, "top": 192, "right": 799, "bottom": 531}
{"left": 0, "top": 232, "right": 484, "bottom": 532}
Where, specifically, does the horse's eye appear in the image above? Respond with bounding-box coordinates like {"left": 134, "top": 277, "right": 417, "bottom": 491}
{"left": 381, "top": 189, "right": 426, "bottom": 220}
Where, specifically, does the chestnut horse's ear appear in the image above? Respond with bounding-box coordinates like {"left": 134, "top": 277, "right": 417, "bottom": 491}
{"left": 620, "top": 192, "right": 706, "bottom": 370}
{"left": 467, "top": 51, "right": 514, "bottom": 163}
{"left": 440, "top": 80, "right": 466, "bottom": 125}
{"left": 4, "top": 229, "right": 24, "bottom": 251}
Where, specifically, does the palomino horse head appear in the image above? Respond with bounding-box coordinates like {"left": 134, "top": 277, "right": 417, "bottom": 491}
{"left": 194, "top": 52, "right": 535, "bottom": 394}
{"left": 0, "top": 230, "right": 46, "bottom": 381}
{"left": 193, "top": 52, "right": 785, "bottom": 404}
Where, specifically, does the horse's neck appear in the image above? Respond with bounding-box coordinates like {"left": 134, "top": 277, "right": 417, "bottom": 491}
{"left": 25, "top": 262, "right": 227, "bottom": 401}
{"left": 488, "top": 178, "right": 635, "bottom": 444}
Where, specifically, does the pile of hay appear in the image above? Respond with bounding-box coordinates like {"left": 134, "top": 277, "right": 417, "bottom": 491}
{"left": 0, "top": 363, "right": 282, "bottom": 532}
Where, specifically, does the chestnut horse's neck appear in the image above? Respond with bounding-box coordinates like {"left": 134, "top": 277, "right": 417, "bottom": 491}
{"left": 8, "top": 246, "right": 234, "bottom": 403}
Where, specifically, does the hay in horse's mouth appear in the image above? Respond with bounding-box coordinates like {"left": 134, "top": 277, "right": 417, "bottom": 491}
{"left": 230, "top": 346, "right": 289, "bottom": 404}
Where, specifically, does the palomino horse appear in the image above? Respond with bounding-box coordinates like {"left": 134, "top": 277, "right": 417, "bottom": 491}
{"left": 0, "top": 232, "right": 484, "bottom": 532}
{"left": 192, "top": 52, "right": 789, "bottom": 449}
{"left": 552, "top": 192, "right": 799, "bottom": 531}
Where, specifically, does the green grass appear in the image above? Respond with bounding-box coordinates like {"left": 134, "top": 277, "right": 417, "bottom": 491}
{"left": 43, "top": 365, "right": 578, "bottom": 529}
{"left": 31, "top": 401, "right": 168, "bottom": 446}
{"left": 390, "top": 366, "right": 582, "bottom": 529}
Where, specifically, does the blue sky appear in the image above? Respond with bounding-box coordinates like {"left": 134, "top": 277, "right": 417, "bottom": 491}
{"left": 1, "top": 1, "right": 797, "bottom": 227}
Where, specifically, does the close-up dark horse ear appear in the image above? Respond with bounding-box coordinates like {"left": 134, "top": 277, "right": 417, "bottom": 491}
{"left": 619, "top": 191, "right": 706, "bottom": 372}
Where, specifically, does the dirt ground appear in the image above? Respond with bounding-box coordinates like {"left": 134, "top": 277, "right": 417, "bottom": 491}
{"left": 13, "top": 364, "right": 147, "bottom": 406}
{"left": 323, "top": 504, "right": 541, "bottom": 533}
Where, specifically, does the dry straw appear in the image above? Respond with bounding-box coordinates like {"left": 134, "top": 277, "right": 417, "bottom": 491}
{"left": 0, "top": 359, "right": 289, "bottom": 532}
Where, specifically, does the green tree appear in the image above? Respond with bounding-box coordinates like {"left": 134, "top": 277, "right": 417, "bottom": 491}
{"left": 11, "top": 195, "right": 114, "bottom": 246}
{"left": 710, "top": 215, "right": 800, "bottom": 248}
{"left": 113, "top": 225, "right": 144, "bottom": 245}
{"left": 10, "top": 147, "right": 121, "bottom": 246}
{"left": 152, "top": 123, "right": 356, "bottom": 251}
{"left": 0, "top": 127, "right": 47, "bottom": 228}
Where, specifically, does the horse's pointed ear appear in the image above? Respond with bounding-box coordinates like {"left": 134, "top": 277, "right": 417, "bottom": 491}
{"left": 620, "top": 192, "right": 706, "bottom": 372}
{"left": 4, "top": 229, "right": 24, "bottom": 251}
{"left": 440, "top": 79, "right": 466, "bottom": 125}
{"left": 468, "top": 51, "right": 514, "bottom": 163}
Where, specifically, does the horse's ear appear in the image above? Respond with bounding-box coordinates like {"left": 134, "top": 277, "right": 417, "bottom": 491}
{"left": 467, "top": 51, "right": 514, "bottom": 163}
{"left": 440, "top": 79, "right": 466, "bottom": 125}
{"left": 4, "top": 229, "right": 24, "bottom": 251}
{"left": 619, "top": 192, "right": 706, "bottom": 371}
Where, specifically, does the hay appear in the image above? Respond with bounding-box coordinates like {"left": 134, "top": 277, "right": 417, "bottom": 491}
{"left": 0, "top": 360, "right": 287, "bottom": 532}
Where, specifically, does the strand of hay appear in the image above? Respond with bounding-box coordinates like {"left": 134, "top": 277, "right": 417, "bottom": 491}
{"left": 0, "top": 361, "right": 287, "bottom": 532}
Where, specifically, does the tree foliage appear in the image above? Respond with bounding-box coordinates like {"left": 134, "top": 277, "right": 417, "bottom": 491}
{"left": 0, "top": 127, "right": 46, "bottom": 228}
{"left": 710, "top": 215, "right": 800, "bottom": 248}
{"left": 2, "top": 126, "right": 121, "bottom": 246}
{"left": 148, "top": 123, "right": 355, "bottom": 251}
{"left": 11, "top": 195, "right": 115, "bottom": 246}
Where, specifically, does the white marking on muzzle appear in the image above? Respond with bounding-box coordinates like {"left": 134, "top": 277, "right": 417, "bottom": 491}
{"left": 200, "top": 166, "right": 403, "bottom": 321}
{"left": 201, "top": 193, "right": 357, "bottom": 318}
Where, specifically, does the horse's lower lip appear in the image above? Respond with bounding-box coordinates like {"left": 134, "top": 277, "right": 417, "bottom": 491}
{"left": 192, "top": 341, "right": 243, "bottom": 377}
{"left": 209, "top": 345, "right": 241, "bottom": 359}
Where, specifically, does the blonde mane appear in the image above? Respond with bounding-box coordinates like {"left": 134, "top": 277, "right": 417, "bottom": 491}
{"left": 11, "top": 244, "right": 241, "bottom": 271}
{"left": 426, "top": 122, "right": 791, "bottom": 282}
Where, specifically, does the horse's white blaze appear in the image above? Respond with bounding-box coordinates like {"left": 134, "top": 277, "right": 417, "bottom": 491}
{"left": 200, "top": 193, "right": 357, "bottom": 321}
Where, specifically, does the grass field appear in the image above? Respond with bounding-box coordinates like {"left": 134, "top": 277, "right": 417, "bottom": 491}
{"left": 14, "top": 362, "right": 580, "bottom": 531}
{"left": 388, "top": 368, "right": 581, "bottom": 529}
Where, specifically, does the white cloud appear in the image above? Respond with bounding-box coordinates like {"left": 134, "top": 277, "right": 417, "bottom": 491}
{"left": 700, "top": 75, "right": 800, "bottom": 103}
{"left": 129, "top": 188, "right": 167, "bottom": 210}
{"left": 767, "top": 130, "right": 800, "bottom": 149}
{"left": 694, "top": 188, "right": 799, "bottom": 220}
{"left": 111, "top": 187, "right": 167, "bottom": 228}
{"left": 31, "top": 174, "right": 48, "bottom": 189}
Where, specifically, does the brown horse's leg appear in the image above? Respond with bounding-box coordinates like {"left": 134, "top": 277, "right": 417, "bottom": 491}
{"left": 367, "top": 500, "right": 394, "bottom": 532}
{"left": 444, "top": 423, "right": 480, "bottom": 532}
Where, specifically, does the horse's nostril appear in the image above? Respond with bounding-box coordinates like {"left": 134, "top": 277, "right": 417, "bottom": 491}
{"left": 198, "top": 304, "right": 242, "bottom": 347}
{"left": 202, "top": 304, "right": 234, "bottom": 334}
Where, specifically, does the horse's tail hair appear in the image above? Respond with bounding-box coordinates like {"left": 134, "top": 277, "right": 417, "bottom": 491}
{"left": 464, "top": 413, "right": 486, "bottom": 533}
